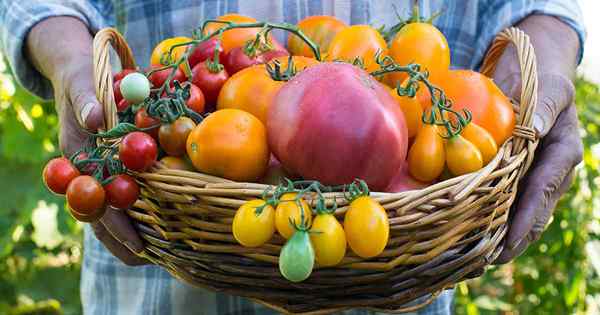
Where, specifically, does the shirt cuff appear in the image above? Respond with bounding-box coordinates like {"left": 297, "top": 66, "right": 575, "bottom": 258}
{"left": 0, "top": 1, "right": 108, "bottom": 100}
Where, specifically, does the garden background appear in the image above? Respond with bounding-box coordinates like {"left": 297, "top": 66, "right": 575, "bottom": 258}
{"left": 1, "top": 1, "right": 599, "bottom": 314}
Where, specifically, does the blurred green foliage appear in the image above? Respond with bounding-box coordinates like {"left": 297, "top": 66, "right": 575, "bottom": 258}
{"left": 0, "top": 51, "right": 599, "bottom": 314}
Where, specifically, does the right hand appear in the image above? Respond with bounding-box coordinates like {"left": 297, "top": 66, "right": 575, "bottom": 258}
{"left": 28, "top": 17, "right": 147, "bottom": 266}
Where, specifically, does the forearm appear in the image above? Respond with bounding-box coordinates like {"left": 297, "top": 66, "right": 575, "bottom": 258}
{"left": 26, "top": 16, "right": 94, "bottom": 82}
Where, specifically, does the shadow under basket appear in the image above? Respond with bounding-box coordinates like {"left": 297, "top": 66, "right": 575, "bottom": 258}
{"left": 92, "top": 27, "right": 539, "bottom": 314}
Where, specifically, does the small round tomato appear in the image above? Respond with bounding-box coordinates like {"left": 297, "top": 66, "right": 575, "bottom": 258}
{"left": 120, "top": 73, "right": 150, "bottom": 104}
{"left": 386, "top": 85, "right": 423, "bottom": 138}
{"left": 134, "top": 108, "right": 160, "bottom": 139}
{"left": 150, "top": 36, "right": 192, "bottom": 69}
{"left": 462, "top": 122, "right": 498, "bottom": 165}
{"left": 288, "top": 15, "right": 348, "bottom": 58}
{"left": 310, "top": 213, "right": 346, "bottom": 267}
{"left": 186, "top": 109, "right": 270, "bottom": 181}
{"left": 160, "top": 156, "right": 194, "bottom": 171}
{"left": 43, "top": 157, "right": 80, "bottom": 195}
{"left": 279, "top": 229, "right": 314, "bottom": 282}
{"left": 223, "top": 46, "right": 262, "bottom": 75}
{"left": 66, "top": 175, "right": 106, "bottom": 216}
{"left": 275, "top": 193, "right": 312, "bottom": 239}
{"left": 148, "top": 66, "right": 186, "bottom": 88}
{"left": 189, "top": 38, "right": 226, "bottom": 68}
{"left": 119, "top": 132, "right": 158, "bottom": 172}
{"left": 232, "top": 199, "right": 276, "bottom": 247}
{"left": 217, "top": 65, "right": 283, "bottom": 124}
{"left": 446, "top": 134, "right": 483, "bottom": 176}
{"left": 202, "top": 14, "right": 259, "bottom": 53}
{"left": 192, "top": 61, "right": 229, "bottom": 105}
{"left": 385, "top": 22, "right": 450, "bottom": 87}
{"left": 408, "top": 124, "right": 445, "bottom": 182}
{"left": 344, "top": 195, "right": 389, "bottom": 258}
{"left": 185, "top": 84, "right": 205, "bottom": 114}
{"left": 104, "top": 174, "right": 140, "bottom": 209}
{"left": 114, "top": 69, "right": 136, "bottom": 82}
{"left": 326, "top": 25, "right": 388, "bottom": 72}
{"left": 159, "top": 117, "right": 196, "bottom": 157}
{"left": 117, "top": 99, "right": 130, "bottom": 112}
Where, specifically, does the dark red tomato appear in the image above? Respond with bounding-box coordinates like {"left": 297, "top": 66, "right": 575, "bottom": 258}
{"left": 158, "top": 117, "right": 196, "bottom": 156}
{"left": 224, "top": 46, "right": 262, "bottom": 75}
{"left": 114, "top": 69, "right": 136, "bottom": 82}
{"left": 148, "top": 66, "right": 186, "bottom": 88}
{"left": 261, "top": 50, "right": 289, "bottom": 63}
{"left": 119, "top": 131, "right": 158, "bottom": 172}
{"left": 189, "top": 38, "right": 226, "bottom": 68}
{"left": 43, "top": 157, "right": 80, "bottom": 195}
{"left": 66, "top": 175, "right": 106, "bottom": 216}
{"left": 191, "top": 62, "right": 229, "bottom": 104}
{"left": 114, "top": 80, "right": 123, "bottom": 105}
{"left": 117, "top": 99, "right": 130, "bottom": 112}
{"left": 104, "top": 174, "right": 140, "bottom": 209}
{"left": 135, "top": 108, "right": 160, "bottom": 139}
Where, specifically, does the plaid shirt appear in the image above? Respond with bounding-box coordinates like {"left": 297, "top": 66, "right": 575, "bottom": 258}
{"left": 0, "top": 1, "right": 585, "bottom": 314}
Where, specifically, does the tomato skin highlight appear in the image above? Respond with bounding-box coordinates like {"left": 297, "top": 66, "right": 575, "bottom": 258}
{"left": 461, "top": 122, "right": 498, "bottom": 165}
{"left": 119, "top": 132, "right": 158, "bottom": 172}
{"left": 279, "top": 230, "right": 315, "bottom": 282}
{"left": 445, "top": 135, "right": 484, "bottom": 176}
{"left": 104, "top": 174, "right": 140, "bottom": 209}
{"left": 43, "top": 157, "right": 80, "bottom": 195}
{"left": 310, "top": 214, "right": 346, "bottom": 267}
{"left": 134, "top": 108, "right": 160, "bottom": 139}
{"left": 275, "top": 193, "right": 313, "bottom": 239}
{"left": 232, "top": 199, "right": 276, "bottom": 247}
{"left": 408, "top": 124, "right": 445, "bottom": 182}
{"left": 344, "top": 196, "right": 389, "bottom": 259}
{"left": 66, "top": 175, "right": 106, "bottom": 216}
{"left": 288, "top": 15, "right": 347, "bottom": 58}
{"left": 158, "top": 117, "right": 196, "bottom": 157}
{"left": 191, "top": 61, "right": 229, "bottom": 105}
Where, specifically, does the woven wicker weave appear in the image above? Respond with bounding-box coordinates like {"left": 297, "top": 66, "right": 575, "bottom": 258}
{"left": 92, "top": 27, "right": 538, "bottom": 314}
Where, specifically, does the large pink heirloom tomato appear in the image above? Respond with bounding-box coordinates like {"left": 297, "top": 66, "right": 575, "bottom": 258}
{"left": 267, "top": 62, "right": 409, "bottom": 190}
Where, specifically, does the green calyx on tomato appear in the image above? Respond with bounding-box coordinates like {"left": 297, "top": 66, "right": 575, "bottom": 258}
{"left": 265, "top": 55, "right": 297, "bottom": 82}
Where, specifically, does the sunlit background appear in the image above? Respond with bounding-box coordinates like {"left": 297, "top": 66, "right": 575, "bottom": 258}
{"left": 0, "top": 2, "right": 599, "bottom": 314}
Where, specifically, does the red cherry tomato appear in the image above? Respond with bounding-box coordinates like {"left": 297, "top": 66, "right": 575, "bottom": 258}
{"left": 119, "top": 132, "right": 158, "bottom": 172}
{"left": 224, "top": 46, "right": 262, "bottom": 75}
{"left": 148, "top": 66, "right": 186, "bottom": 88}
{"left": 191, "top": 62, "right": 229, "bottom": 104}
{"left": 43, "top": 157, "right": 80, "bottom": 195}
{"left": 66, "top": 175, "right": 106, "bottom": 217}
{"left": 261, "top": 50, "right": 289, "bottom": 63}
{"left": 117, "top": 99, "right": 130, "bottom": 112}
{"left": 114, "top": 80, "right": 123, "bottom": 105}
{"left": 164, "top": 84, "right": 205, "bottom": 114}
{"left": 104, "top": 174, "right": 140, "bottom": 209}
{"left": 114, "top": 69, "right": 136, "bottom": 82}
{"left": 189, "top": 38, "right": 225, "bottom": 68}
{"left": 134, "top": 108, "right": 160, "bottom": 139}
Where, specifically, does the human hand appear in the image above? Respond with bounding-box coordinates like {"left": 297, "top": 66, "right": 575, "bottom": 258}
{"left": 27, "top": 17, "right": 147, "bottom": 265}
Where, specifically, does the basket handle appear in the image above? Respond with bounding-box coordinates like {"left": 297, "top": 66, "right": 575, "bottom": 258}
{"left": 93, "top": 28, "right": 136, "bottom": 131}
{"left": 480, "top": 27, "right": 538, "bottom": 150}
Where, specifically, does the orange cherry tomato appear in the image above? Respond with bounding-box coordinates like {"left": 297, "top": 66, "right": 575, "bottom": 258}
{"left": 217, "top": 65, "right": 283, "bottom": 124}
{"left": 160, "top": 156, "right": 194, "bottom": 171}
{"left": 326, "top": 25, "right": 388, "bottom": 73}
{"left": 408, "top": 124, "right": 445, "bottom": 182}
{"left": 202, "top": 14, "right": 260, "bottom": 53}
{"left": 385, "top": 22, "right": 450, "bottom": 87}
{"left": 385, "top": 85, "right": 423, "bottom": 138}
{"left": 461, "top": 122, "right": 498, "bottom": 165}
{"left": 288, "top": 15, "right": 347, "bottom": 58}
{"left": 437, "top": 70, "right": 515, "bottom": 146}
{"left": 445, "top": 135, "right": 483, "bottom": 176}
{"left": 150, "top": 37, "right": 192, "bottom": 70}
{"left": 186, "top": 108, "right": 270, "bottom": 181}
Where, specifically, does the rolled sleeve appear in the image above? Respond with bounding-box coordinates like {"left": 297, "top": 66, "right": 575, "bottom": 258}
{"left": 474, "top": 0, "right": 586, "bottom": 69}
{"left": 0, "top": 1, "right": 109, "bottom": 100}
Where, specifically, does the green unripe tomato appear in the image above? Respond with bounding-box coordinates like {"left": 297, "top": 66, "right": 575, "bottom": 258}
{"left": 120, "top": 72, "right": 150, "bottom": 104}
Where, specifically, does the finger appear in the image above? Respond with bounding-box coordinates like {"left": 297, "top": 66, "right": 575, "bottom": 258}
{"left": 99, "top": 207, "right": 145, "bottom": 253}
{"left": 91, "top": 218, "right": 148, "bottom": 266}
{"left": 532, "top": 73, "right": 575, "bottom": 137}
{"left": 66, "top": 67, "right": 105, "bottom": 131}
{"left": 503, "top": 105, "right": 582, "bottom": 251}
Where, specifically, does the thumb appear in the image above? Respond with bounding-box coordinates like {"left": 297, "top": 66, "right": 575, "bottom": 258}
{"left": 68, "top": 72, "right": 105, "bottom": 131}
{"left": 531, "top": 73, "right": 574, "bottom": 137}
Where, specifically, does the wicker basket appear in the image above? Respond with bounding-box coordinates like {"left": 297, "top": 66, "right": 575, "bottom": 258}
{"left": 92, "top": 26, "right": 539, "bottom": 314}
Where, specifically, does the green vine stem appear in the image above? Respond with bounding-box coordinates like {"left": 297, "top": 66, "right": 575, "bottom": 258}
{"left": 69, "top": 145, "right": 126, "bottom": 184}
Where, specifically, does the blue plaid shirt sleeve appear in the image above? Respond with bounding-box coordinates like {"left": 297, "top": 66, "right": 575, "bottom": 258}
{"left": 473, "top": 0, "right": 585, "bottom": 69}
{"left": 0, "top": 0, "right": 110, "bottom": 99}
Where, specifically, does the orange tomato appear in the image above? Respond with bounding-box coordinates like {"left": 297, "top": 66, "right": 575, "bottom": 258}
{"left": 385, "top": 23, "right": 450, "bottom": 87}
{"left": 186, "top": 109, "right": 270, "bottom": 181}
{"left": 288, "top": 15, "right": 347, "bottom": 58}
{"left": 217, "top": 65, "right": 283, "bottom": 124}
{"left": 385, "top": 85, "right": 423, "bottom": 138}
{"left": 408, "top": 124, "right": 445, "bottom": 182}
{"left": 202, "top": 14, "right": 260, "bottom": 53}
{"left": 437, "top": 70, "right": 515, "bottom": 146}
{"left": 326, "top": 25, "right": 388, "bottom": 73}
{"left": 150, "top": 37, "right": 192, "bottom": 70}
{"left": 445, "top": 135, "right": 483, "bottom": 176}
{"left": 461, "top": 122, "right": 498, "bottom": 165}
{"left": 270, "top": 55, "right": 320, "bottom": 72}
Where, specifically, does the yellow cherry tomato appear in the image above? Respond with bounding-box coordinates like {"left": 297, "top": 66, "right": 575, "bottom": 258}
{"left": 326, "top": 25, "right": 388, "bottom": 73}
{"left": 275, "top": 193, "right": 313, "bottom": 239}
{"left": 461, "top": 122, "right": 498, "bottom": 165}
{"left": 232, "top": 199, "right": 276, "bottom": 247}
{"left": 386, "top": 85, "right": 423, "bottom": 138}
{"left": 310, "top": 213, "right": 346, "bottom": 267}
{"left": 150, "top": 37, "right": 192, "bottom": 70}
{"left": 445, "top": 135, "right": 484, "bottom": 176}
{"left": 344, "top": 196, "right": 389, "bottom": 258}
{"left": 408, "top": 124, "right": 445, "bottom": 182}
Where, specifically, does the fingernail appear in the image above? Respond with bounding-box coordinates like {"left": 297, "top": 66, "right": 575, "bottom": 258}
{"left": 509, "top": 237, "right": 524, "bottom": 251}
{"left": 533, "top": 114, "right": 545, "bottom": 136}
{"left": 80, "top": 103, "right": 96, "bottom": 127}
